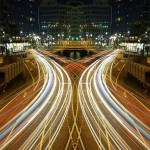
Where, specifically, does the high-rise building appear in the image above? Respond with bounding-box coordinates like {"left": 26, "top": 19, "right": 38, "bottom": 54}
{"left": 38, "top": 0, "right": 111, "bottom": 41}
{"left": 9, "top": 0, "right": 38, "bottom": 35}
{"left": 0, "top": 0, "right": 20, "bottom": 45}
{"left": 0, "top": 0, "right": 12, "bottom": 33}
{"left": 111, "top": 0, "right": 150, "bottom": 37}
{"left": 0, "top": 0, "right": 38, "bottom": 37}
{"left": 0, "top": 0, "right": 6, "bottom": 28}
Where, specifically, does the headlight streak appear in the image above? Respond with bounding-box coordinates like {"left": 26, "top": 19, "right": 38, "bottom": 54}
{"left": 1, "top": 56, "right": 49, "bottom": 146}
{"left": 107, "top": 55, "right": 150, "bottom": 116}
{"left": 115, "top": 62, "right": 127, "bottom": 85}
{"left": 103, "top": 59, "right": 145, "bottom": 127}
{"left": 23, "top": 61, "right": 35, "bottom": 85}
{"left": 106, "top": 59, "right": 150, "bottom": 120}
{"left": 0, "top": 81, "right": 41, "bottom": 119}
{"left": 79, "top": 58, "right": 130, "bottom": 150}
{"left": 0, "top": 56, "right": 46, "bottom": 133}
{"left": 107, "top": 82, "right": 150, "bottom": 132}
{"left": 25, "top": 55, "right": 70, "bottom": 150}
{"left": 17, "top": 50, "right": 72, "bottom": 150}
{"left": 78, "top": 87, "right": 105, "bottom": 149}
{"left": 95, "top": 51, "right": 150, "bottom": 148}
{"left": 104, "top": 62, "right": 150, "bottom": 146}
{"left": 0, "top": 84, "right": 43, "bottom": 136}
{"left": 96, "top": 54, "right": 150, "bottom": 138}
{"left": 1, "top": 54, "right": 55, "bottom": 148}
{"left": 88, "top": 66, "right": 130, "bottom": 150}
{"left": 42, "top": 59, "right": 72, "bottom": 149}
{"left": 78, "top": 58, "right": 120, "bottom": 149}
{"left": 19, "top": 70, "right": 62, "bottom": 150}
{"left": 95, "top": 65, "right": 149, "bottom": 148}
{"left": 0, "top": 50, "right": 72, "bottom": 150}
{"left": 21, "top": 59, "right": 70, "bottom": 149}
{"left": 65, "top": 82, "right": 85, "bottom": 150}
{"left": 0, "top": 86, "right": 42, "bottom": 131}
{"left": 87, "top": 66, "right": 114, "bottom": 149}
{"left": 107, "top": 72, "right": 150, "bottom": 118}
{"left": 36, "top": 54, "right": 72, "bottom": 149}
{"left": 33, "top": 59, "right": 43, "bottom": 91}
{"left": 78, "top": 50, "right": 150, "bottom": 149}
{"left": 106, "top": 58, "right": 150, "bottom": 122}
{"left": 109, "top": 60, "right": 117, "bottom": 91}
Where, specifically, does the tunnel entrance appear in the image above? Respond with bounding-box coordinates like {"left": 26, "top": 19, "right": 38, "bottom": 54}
{"left": 56, "top": 49, "right": 95, "bottom": 60}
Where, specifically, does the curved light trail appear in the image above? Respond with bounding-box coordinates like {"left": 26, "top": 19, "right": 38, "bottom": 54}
{"left": 0, "top": 50, "right": 72, "bottom": 149}
{"left": 78, "top": 50, "right": 150, "bottom": 150}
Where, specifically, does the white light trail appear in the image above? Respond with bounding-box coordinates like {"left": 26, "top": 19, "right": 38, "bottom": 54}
{"left": 78, "top": 50, "right": 150, "bottom": 150}
{"left": 0, "top": 50, "right": 72, "bottom": 149}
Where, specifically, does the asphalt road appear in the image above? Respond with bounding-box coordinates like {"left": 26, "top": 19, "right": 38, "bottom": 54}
{"left": 1, "top": 49, "right": 149, "bottom": 150}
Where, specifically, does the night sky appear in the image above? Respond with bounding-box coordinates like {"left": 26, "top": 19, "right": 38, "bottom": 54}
{"left": 57, "top": 0, "right": 93, "bottom": 4}
{"left": 38, "top": 0, "right": 110, "bottom": 5}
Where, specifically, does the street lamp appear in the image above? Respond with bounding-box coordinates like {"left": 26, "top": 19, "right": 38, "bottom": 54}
{"left": 86, "top": 32, "right": 89, "bottom": 40}
{"left": 90, "top": 34, "right": 93, "bottom": 45}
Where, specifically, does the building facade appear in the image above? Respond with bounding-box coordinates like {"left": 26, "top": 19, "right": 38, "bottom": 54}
{"left": 112, "top": 0, "right": 150, "bottom": 37}
{"left": 0, "top": 0, "right": 38, "bottom": 37}
{"left": 38, "top": 0, "right": 111, "bottom": 42}
{"left": 9, "top": 0, "right": 38, "bottom": 35}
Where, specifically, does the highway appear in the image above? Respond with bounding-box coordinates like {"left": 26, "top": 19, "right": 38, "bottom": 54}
{"left": 0, "top": 49, "right": 150, "bottom": 149}
{"left": 0, "top": 50, "right": 72, "bottom": 149}
{"left": 78, "top": 50, "right": 150, "bottom": 149}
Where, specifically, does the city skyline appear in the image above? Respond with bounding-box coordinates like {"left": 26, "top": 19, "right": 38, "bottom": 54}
{"left": 0, "top": 0, "right": 150, "bottom": 149}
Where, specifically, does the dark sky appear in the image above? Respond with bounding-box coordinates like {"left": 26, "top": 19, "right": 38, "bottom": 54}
{"left": 39, "top": 0, "right": 110, "bottom": 5}
{"left": 57, "top": 0, "right": 93, "bottom": 4}
{"left": 57, "top": 0, "right": 110, "bottom": 5}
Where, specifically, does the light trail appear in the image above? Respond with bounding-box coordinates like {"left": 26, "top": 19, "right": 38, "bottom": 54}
{"left": 0, "top": 51, "right": 55, "bottom": 147}
{"left": 65, "top": 82, "right": 85, "bottom": 150}
{"left": 0, "top": 50, "right": 72, "bottom": 149}
{"left": 96, "top": 55, "right": 150, "bottom": 139}
{"left": 24, "top": 62, "right": 35, "bottom": 85}
{"left": 78, "top": 50, "right": 150, "bottom": 149}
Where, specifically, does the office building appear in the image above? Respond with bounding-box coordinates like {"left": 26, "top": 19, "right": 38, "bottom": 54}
{"left": 38, "top": 0, "right": 111, "bottom": 41}
{"left": 0, "top": 0, "right": 38, "bottom": 37}
{"left": 112, "top": 0, "right": 150, "bottom": 37}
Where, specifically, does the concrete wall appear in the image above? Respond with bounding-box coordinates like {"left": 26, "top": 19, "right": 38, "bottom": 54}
{"left": 0, "top": 59, "right": 24, "bottom": 86}
{"left": 126, "top": 60, "right": 150, "bottom": 86}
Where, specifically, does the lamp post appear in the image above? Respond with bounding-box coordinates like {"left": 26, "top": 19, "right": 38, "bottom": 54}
{"left": 61, "top": 32, "right": 64, "bottom": 40}
{"left": 90, "top": 34, "right": 92, "bottom": 45}
{"left": 86, "top": 32, "right": 89, "bottom": 40}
